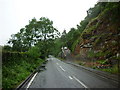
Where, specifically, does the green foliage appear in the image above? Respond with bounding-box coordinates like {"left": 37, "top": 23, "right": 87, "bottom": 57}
{"left": 52, "top": 38, "right": 63, "bottom": 56}
{"left": 88, "top": 49, "right": 111, "bottom": 59}
{"left": 96, "top": 51, "right": 110, "bottom": 57}
{"left": 88, "top": 50, "right": 95, "bottom": 58}
{"left": 3, "top": 3, "right": 120, "bottom": 89}
{"left": 3, "top": 45, "right": 12, "bottom": 51}
{"left": 77, "top": 2, "right": 106, "bottom": 33}
{"left": 98, "top": 2, "right": 120, "bottom": 24}
{"left": 2, "top": 51, "right": 44, "bottom": 88}
{"left": 86, "top": 2, "right": 106, "bottom": 19}
{"left": 8, "top": 17, "right": 60, "bottom": 53}
{"left": 67, "top": 29, "right": 80, "bottom": 51}
{"left": 59, "top": 2, "right": 107, "bottom": 52}
{"left": 28, "top": 46, "right": 41, "bottom": 59}
{"left": 29, "top": 3, "right": 110, "bottom": 55}
{"left": 59, "top": 28, "right": 81, "bottom": 53}
{"left": 4, "top": 16, "right": 60, "bottom": 88}
{"left": 97, "top": 65, "right": 119, "bottom": 74}
{"left": 71, "top": 38, "right": 79, "bottom": 52}
{"left": 97, "top": 60, "right": 108, "bottom": 65}
{"left": 79, "top": 62, "right": 85, "bottom": 66}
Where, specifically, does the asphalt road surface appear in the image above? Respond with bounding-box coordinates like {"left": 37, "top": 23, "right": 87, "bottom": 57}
{"left": 25, "top": 57, "right": 118, "bottom": 88}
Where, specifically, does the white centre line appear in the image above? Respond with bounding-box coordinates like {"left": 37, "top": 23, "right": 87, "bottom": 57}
{"left": 73, "top": 76, "right": 88, "bottom": 88}
{"left": 59, "top": 66, "right": 66, "bottom": 72}
{"left": 26, "top": 72, "right": 38, "bottom": 89}
{"left": 68, "top": 76, "right": 73, "bottom": 80}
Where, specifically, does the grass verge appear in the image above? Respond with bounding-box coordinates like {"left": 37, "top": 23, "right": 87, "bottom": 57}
{"left": 73, "top": 60, "right": 119, "bottom": 75}
{"left": 2, "top": 57, "right": 44, "bottom": 88}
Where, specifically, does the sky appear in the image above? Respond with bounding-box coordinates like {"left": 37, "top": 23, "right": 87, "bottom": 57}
{"left": 0, "top": 0, "right": 98, "bottom": 45}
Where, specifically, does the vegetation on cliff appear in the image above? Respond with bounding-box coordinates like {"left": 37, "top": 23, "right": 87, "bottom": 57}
{"left": 58, "top": 2, "right": 120, "bottom": 74}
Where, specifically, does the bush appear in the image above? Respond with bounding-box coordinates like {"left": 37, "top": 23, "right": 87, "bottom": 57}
{"left": 27, "top": 46, "right": 41, "bottom": 59}
{"left": 98, "top": 64, "right": 119, "bottom": 74}
{"left": 2, "top": 51, "right": 44, "bottom": 88}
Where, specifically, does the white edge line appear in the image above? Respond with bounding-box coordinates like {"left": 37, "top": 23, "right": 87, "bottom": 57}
{"left": 68, "top": 76, "right": 73, "bottom": 80}
{"left": 26, "top": 72, "right": 38, "bottom": 89}
{"left": 59, "top": 66, "right": 66, "bottom": 72}
{"left": 73, "top": 76, "right": 88, "bottom": 88}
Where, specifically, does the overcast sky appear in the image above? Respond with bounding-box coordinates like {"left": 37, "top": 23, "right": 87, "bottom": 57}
{"left": 0, "top": 0, "right": 98, "bottom": 45}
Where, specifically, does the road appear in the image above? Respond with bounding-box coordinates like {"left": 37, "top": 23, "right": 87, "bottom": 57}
{"left": 25, "top": 57, "right": 118, "bottom": 88}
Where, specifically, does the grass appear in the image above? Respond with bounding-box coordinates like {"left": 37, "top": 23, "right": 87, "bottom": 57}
{"left": 96, "top": 60, "right": 107, "bottom": 65}
{"left": 84, "top": 25, "right": 97, "bottom": 34}
{"left": 73, "top": 59, "right": 119, "bottom": 75}
{"left": 2, "top": 57, "right": 44, "bottom": 88}
{"left": 57, "top": 57, "right": 65, "bottom": 61}
{"left": 97, "top": 64, "right": 119, "bottom": 74}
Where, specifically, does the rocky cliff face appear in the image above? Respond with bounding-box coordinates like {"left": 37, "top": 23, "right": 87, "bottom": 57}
{"left": 74, "top": 3, "right": 120, "bottom": 65}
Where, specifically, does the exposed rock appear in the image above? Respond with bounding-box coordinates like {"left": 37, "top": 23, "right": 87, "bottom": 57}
{"left": 73, "top": 3, "right": 119, "bottom": 65}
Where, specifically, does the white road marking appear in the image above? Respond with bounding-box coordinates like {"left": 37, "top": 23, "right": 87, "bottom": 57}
{"left": 59, "top": 66, "right": 66, "bottom": 72}
{"left": 73, "top": 76, "right": 88, "bottom": 88}
{"left": 68, "top": 76, "right": 73, "bottom": 80}
{"left": 26, "top": 72, "right": 38, "bottom": 89}
{"left": 56, "top": 63, "right": 59, "bottom": 65}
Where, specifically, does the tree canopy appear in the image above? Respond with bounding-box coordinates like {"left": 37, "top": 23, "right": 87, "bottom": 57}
{"left": 8, "top": 17, "right": 60, "bottom": 57}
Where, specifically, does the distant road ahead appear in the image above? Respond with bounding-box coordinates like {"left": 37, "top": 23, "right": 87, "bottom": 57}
{"left": 25, "top": 57, "right": 118, "bottom": 88}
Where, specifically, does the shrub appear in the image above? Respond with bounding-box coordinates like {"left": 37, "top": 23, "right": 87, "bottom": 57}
{"left": 2, "top": 51, "right": 44, "bottom": 88}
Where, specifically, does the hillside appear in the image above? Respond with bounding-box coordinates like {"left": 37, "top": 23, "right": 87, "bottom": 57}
{"left": 72, "top": 3, "right": 120, "bottom": 73}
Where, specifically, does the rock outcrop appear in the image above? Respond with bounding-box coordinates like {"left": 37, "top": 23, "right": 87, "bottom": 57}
{"left": 74, "top": 3, "right": 120, "bottom": 66}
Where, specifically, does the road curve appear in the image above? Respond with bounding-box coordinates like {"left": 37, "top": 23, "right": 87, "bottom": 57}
{"left": 25, "top": 57, "right": 118, "bottom": 88}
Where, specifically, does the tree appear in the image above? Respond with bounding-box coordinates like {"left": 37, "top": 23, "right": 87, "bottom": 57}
{"left": 3, "top": 45, "right": 12, "bottom": 51}
{"left": 60, "top": 30, "right": 67, "bottom": 46}
{"left": 8, "top": 17, "right": 60, "bottom": 57}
